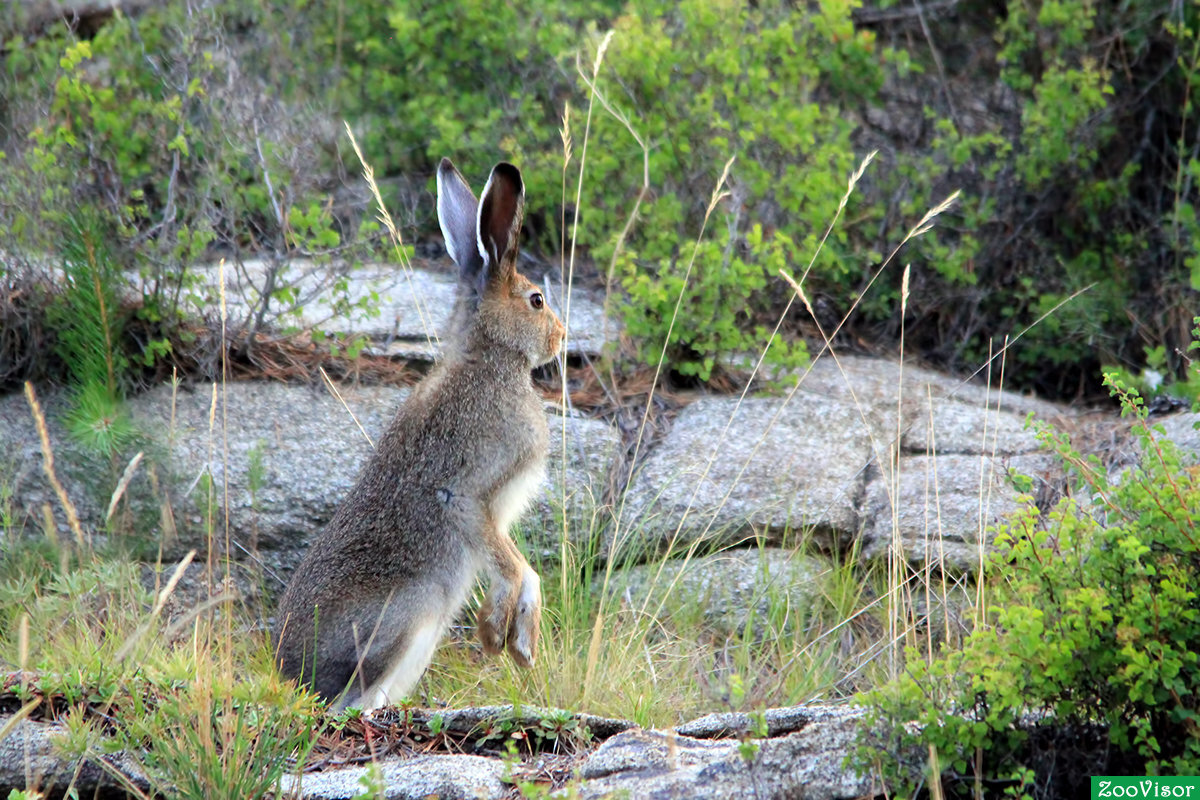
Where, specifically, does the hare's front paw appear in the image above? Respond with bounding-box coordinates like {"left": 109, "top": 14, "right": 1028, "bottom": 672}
{"left": 477, "top": 566, "right": 541, "bottom": 667}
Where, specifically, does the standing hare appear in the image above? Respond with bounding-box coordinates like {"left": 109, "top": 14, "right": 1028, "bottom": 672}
{"left": 273, "top": 159, "right": 564, "bottom": 710}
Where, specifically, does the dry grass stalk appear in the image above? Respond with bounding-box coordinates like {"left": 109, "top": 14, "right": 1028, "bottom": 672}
{"left": 24, "top": 381, "right": 86, "bottom": 549}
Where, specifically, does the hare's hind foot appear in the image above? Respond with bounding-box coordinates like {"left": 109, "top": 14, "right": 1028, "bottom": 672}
{"left": 477, "top": 564, "right": 542, "bottom": 668}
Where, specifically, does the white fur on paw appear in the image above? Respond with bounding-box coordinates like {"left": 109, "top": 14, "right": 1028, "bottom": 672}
{"left": 511, "top": 567, "right": 542, "bottom": 664}
{"left": 518, "top": 566, "right": 541, "bottom": 612}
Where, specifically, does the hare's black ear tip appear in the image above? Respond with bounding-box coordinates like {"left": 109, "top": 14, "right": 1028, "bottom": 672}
{"left": 438, "top": 157, "right": 455, "bottom": 174}
{"left": 490, "top": 162, "right": 524, "bottom": 191}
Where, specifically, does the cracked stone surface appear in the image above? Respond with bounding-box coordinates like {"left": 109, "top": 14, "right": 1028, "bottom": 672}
{"left": 280, "top": 753, "right": 509, "bottom": 800}
{"left": 0, "top": 718, "right": 151, "bottom": 797}
{"left": 796, "top": 354, "right": 1064, "bottom": 421}
{"left": 1, "top": 353, "right": 1101, "bottom": 586}
{"left": 900, "top": 400, "right": 1043, "bottom": 455}
{"left": 603, "top": 547, "right": 828, "bottom": 638}
{"left": 574, "top": 705, "right": 878, "bottom": 800}
{"left": 675, "top": 705, "right": 833, "bottom": 738}
{"left": 614, "top": 356, "right": 1069, "bottom": 572}
{"left": 859, "top": 453, "right": 1058, "bottom": 571}
{"left": 619, "top": 395, "right": 878, "bottom": 556}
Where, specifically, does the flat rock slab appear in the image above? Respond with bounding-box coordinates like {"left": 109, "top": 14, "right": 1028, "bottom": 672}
{"left": 800, "top": 354, "right": 1061, "bottom": 461}
{"left": 0, "top": 388, "right": 107, "bottom": 536}
{"left": 367, "top": 704, "right": 636, "bottom": 741}
{"left": 901, "top": 400, "right": 1043, "bottom": 455}
{"left": 860, "top": 453, "right": 1057, "bottom": 571}
{"left": 575, "top": 705, "right": 877, "bottom": 800}
{"left": 281, "top": 753, "right": 508, "bottom": 800}
{"left": 798, "top": 354, "right": 1064, "bottom": 421}
{"left": 131, "top": 381, "right": 401, "bottom": 557}
{"left": 604, "top": 548, "right": 827, "bottom": 638}
{"left": 675, "top": 705, "right": 838, "bottom": 738}
{"left": 620, "top": 396, "right": 877, "bottom": 556}
{"left": 4, "top": 352, "right": 1080, "bottom": 578}
{"left": 1, "top": 381, "right": 619, "bottom": 576}
{"left": 185, "top": 259, "right": 613, "bottom": 359}
{"left": 614, "top": 356, "right": 1069, "bottom": 569}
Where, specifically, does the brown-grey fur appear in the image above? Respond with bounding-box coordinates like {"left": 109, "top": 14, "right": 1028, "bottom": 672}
{"left": 273, "top": 159, "right": 564, "bottom": 709}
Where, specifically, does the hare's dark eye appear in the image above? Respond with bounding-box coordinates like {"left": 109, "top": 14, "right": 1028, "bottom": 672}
{"left": 529, "top": 292, "right": 544, "bottom": 310}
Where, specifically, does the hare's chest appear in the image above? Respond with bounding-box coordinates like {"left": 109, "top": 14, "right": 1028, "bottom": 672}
{"left": 490, "top": 459, "right": 546, "bottom": 535}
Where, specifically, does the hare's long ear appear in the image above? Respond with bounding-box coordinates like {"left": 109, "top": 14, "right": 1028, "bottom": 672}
{"left": 437, "top": 158, "right": 483, "bottom": 286}
{"left": 476, "top": 162, "right": 524, "bottom": 291}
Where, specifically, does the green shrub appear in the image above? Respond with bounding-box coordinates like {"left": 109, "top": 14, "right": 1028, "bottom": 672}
{"left": 310, "top": 0, "right": 1198, "bottom": 391}
{"left": 578, "top": 0, "right": 887, "bottom": 379}
{"left": 1, "top": 2, "right": 382, "bottom": 374}
{"left": 858, "top": 377, "right": 1200, "bottom": 796}
{"left": 1103, "top": 317, "right": 1200, "bottom": 405}
{"left": 885, "top": 0, "right": 1200, "bottom": 395}
{"left": 6, "top": 19, "right": 215, "bottom": 264}
{"left": 297, "top": 0, "right": 615, "bottom": 206}
{"left": 3, "top": 0, "right": 1197, "bottom": 397}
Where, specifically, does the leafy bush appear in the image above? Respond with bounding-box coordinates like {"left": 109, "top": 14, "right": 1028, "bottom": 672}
{"left": 5, "top": 17, "right": 217, "bottom": 275}
{"left": 0, "top": 2, "right": 383, "bottom": 388}
{"left": 879, "top": 0, "right": 1200, "bottom": 396}
{"left": 1104, "top": 317, "right": 1200, "bottom": 404}
{"left": 295, "top": 0, "right": 615, "bottom": 216}
{"left": 578, "top": 0, "right": 886, "bottom": 379}
{"left": 858, "top": 377, "right": 1200, "bottom": 796}
{"left": 310, "top": 0, "right": 1198, "bottom": 391}
{"left": 2, "top": 0, "right": 1197, "bottom": 397}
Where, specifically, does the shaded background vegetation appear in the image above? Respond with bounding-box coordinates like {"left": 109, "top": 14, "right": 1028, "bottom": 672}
{"left": 2, "top": 3, "right": 1200, "bottom": 794}
{"left": 1, "top": 0, "right": 1198, "bottom": 401}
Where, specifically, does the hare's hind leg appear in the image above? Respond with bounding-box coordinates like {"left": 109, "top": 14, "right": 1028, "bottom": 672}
{"left": 356, "top": 615, "right": 444, "bottom": 711}
{"left": 353, "top": 570, "right": 478, "bottom": 712}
